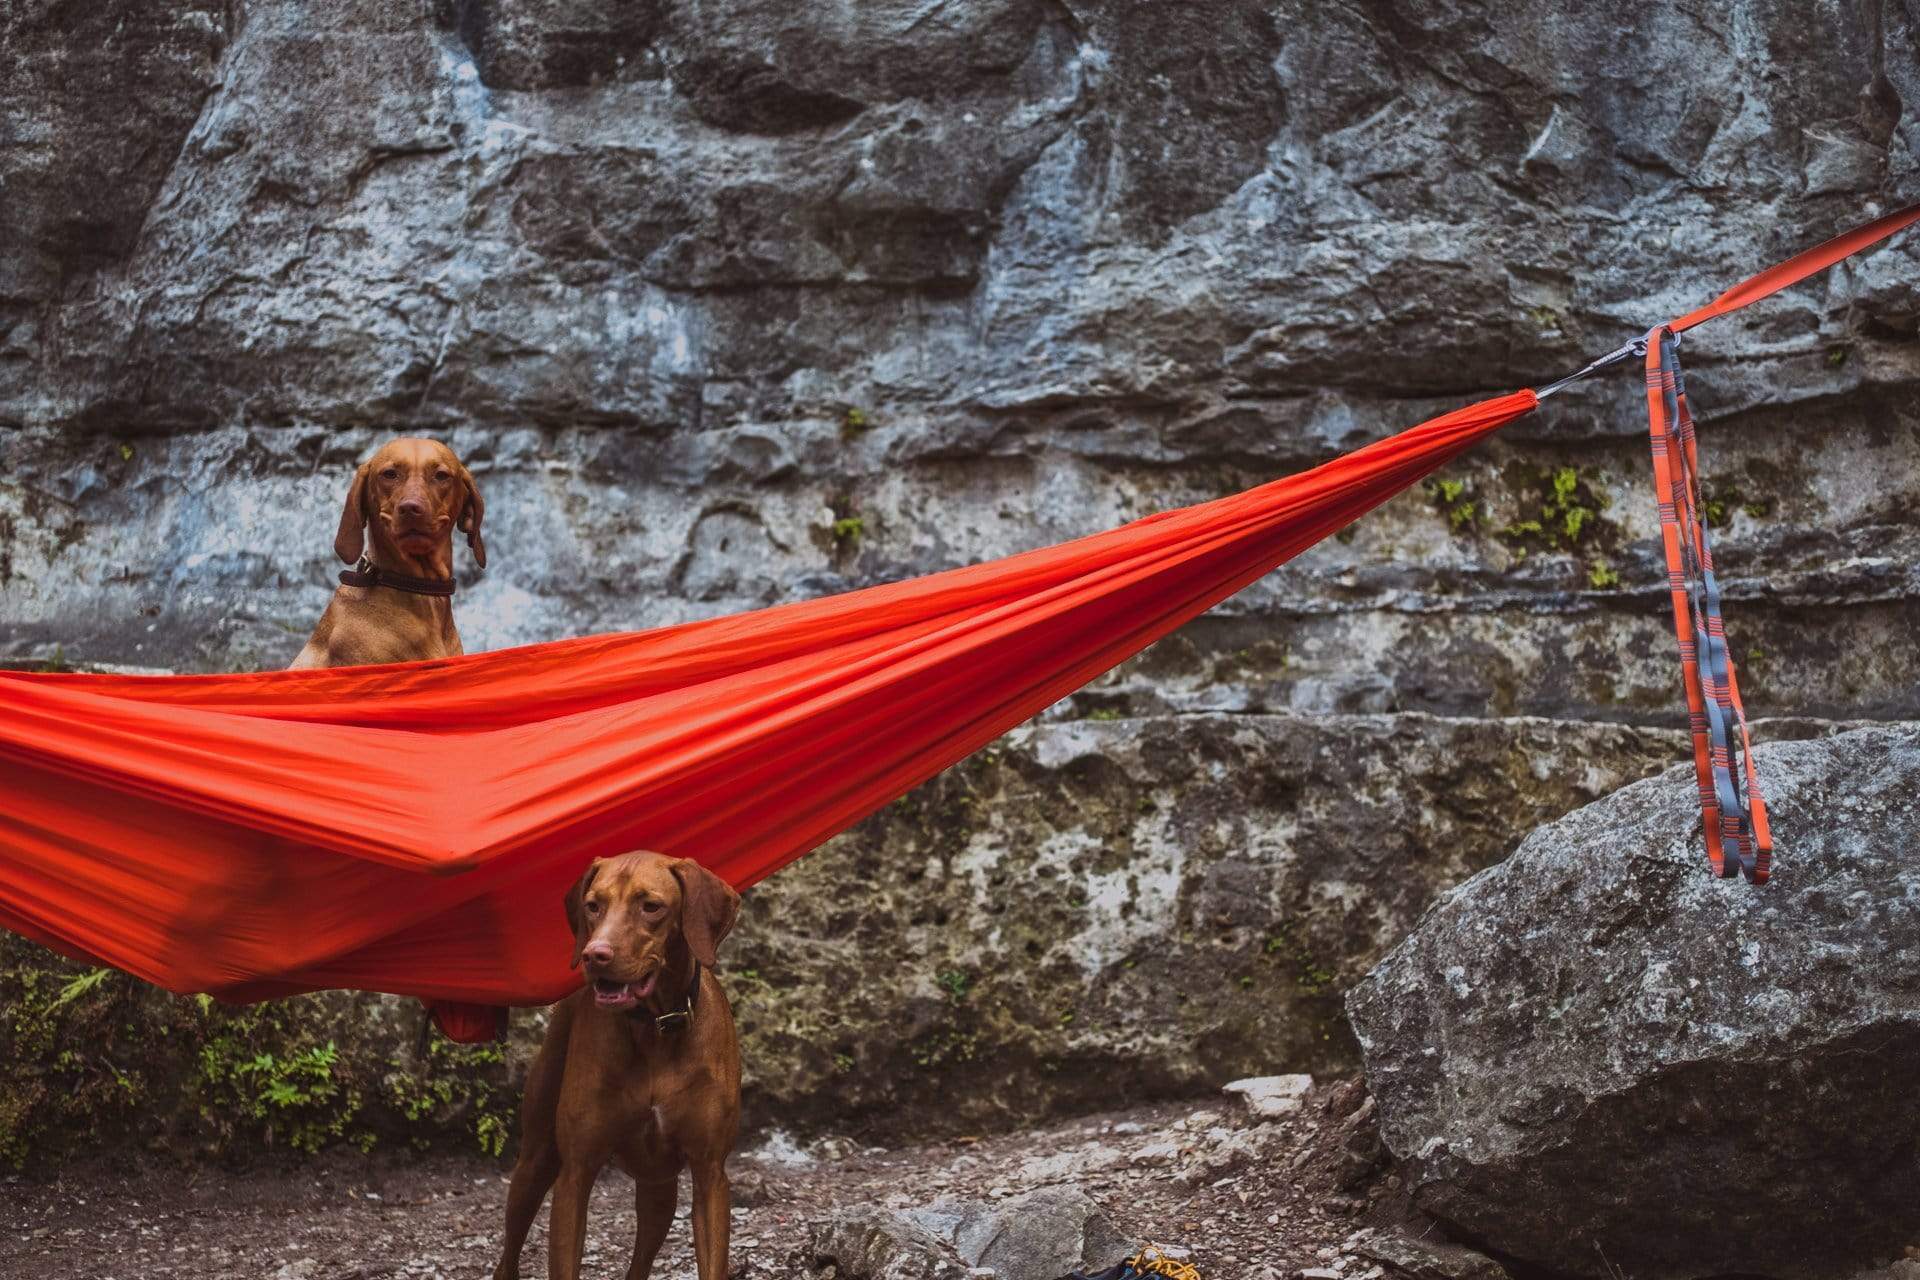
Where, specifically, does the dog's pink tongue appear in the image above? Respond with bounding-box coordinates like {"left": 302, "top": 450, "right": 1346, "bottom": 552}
{"left": 634, "top": 972, "right": 658, "bottom": 999}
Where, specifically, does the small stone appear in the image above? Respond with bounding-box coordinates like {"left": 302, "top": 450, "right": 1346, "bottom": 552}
{"left": 1224, "top": 1074, "right": 1315, "bottom": 1120}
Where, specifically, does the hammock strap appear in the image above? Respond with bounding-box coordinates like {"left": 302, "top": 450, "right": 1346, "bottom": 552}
{"left": 1643, "top": 329, "right": 1771, "bottom": 884}
{"left": 1538, "top": 201, "right": 1920, "bottom": 884}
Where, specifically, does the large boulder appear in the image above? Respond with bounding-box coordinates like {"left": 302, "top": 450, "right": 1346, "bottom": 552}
{"left": 1347, "top": 725, "right": 1920, "bottom": 1279}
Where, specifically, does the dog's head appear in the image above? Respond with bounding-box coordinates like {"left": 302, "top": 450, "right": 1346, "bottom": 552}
{"left": 564, "top": 851, "right": 741, "bottom": 1012}
{"left": 334, "top": 437, "right": 486, "bottom": 574}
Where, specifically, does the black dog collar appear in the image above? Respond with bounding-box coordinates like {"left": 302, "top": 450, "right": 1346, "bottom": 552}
{"left": 339, "top": 554, "right": 456, "bottom": 597}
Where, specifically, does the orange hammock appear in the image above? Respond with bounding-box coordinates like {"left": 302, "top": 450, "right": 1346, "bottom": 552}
{"left": 2, "top": 205, "right": 1914, "bottom": 1041}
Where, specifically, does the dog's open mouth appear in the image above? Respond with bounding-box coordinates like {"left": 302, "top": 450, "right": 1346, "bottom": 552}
{"left": 591, "top": 972, "right": 658, "bottom": 1008}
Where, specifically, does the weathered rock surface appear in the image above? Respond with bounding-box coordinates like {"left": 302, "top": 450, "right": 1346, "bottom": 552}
{"left": 1223, "top": 1073, "right": 1314, "bottom": 1120}
{"left": 730, "top": 710, "right": 1689, "bottom": 1136}
{"left": 812, "top": 1186, "right": 1130, "bottom": 1280}
{"left": 811, "top": 1205, "right": 973, "bottom": 1280}
{"left": 3, "top": 0, "right": 1919, "bottom": 736}
{"left": 1345, "top": 1228, "right": 1513, "bottom": 1280}
{"left": 1347, "top": 725, "right": 1920, "bottom": 1280}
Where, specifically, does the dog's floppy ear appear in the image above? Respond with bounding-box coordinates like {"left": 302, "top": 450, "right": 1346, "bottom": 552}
{"left": 456, "top": 462, "right": 486, "bottom": 569}
{"left": 564, "top": 860, "right": 602, "bottom": 969}
{"left": 334, "top": 461, "right": 372, "bottom": 565}
{"left": 669, "top": 858, "right": 740, "bottom": 967}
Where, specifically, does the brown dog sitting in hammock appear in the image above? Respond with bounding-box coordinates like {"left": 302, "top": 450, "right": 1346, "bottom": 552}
{"left": 494, "top": 851, "right": 743, "bottom": 1280}
{"left": 291, "top": 437, "right": 485, "bottom": 668}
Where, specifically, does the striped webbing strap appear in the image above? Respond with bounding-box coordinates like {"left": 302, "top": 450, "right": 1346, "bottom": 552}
{"left": 1537, "top": 200, "right": 1920, "bottom": 885}
{"left": 1642, "top": 330, "right": 1772, "bottom": 883}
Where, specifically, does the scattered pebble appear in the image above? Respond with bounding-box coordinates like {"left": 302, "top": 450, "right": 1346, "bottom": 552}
{"left": 2, "top": 1076, "right": 1469, "bottom": 1280}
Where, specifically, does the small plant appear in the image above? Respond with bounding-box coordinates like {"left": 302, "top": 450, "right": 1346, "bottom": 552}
{"left": 1264, "top": 923, "right": 1337, "bottom": 996}
{"left": 1497, "top": 466, "right": 1616, "bottom": 576}
{"left": 1827, "top": 346, "right": 1850, "bottom": 367}
{"left": 383, "top": 1034, "right": 511, "bottom": 1156}
{"left": 935, "top": 969, "right": 971, "bottom": 1004}
{"left": 117, "top": 443, "right": 134, "bottom": 462}
{"left": 1424, "top": 475, "right": 1479, "bottom": 532}
{"left": 843, "top": 407, "right": 872, "bottom": 435}
{"left": 1086, "top": 707, "right": 1124, "bottom": 722}
{"left": 34, "top": 646, "right": 72, "bottom": 674}
{"left": 1701, "top": 480, "right": 1772, "bottom": 528}
{"left": 476, "top": 1111, "right": 510, "bottom": 1158}
{"left": 833, "top": 1051, "right": 855, "bottom": 1073}
{"left": 1587, "top": 560, "right": 1620, "bottom": 589}
{"left": 51, "top": 967, "right": 112, "bottom": 1009}
{"left": 199, "top": 1038, "right": 361, "bottom": 1155}
{"left": 832, "top": 516, "right": 865, "bottom": 547}
{"left": 909, "top": 1027, "right": 981, "bottom": 1069}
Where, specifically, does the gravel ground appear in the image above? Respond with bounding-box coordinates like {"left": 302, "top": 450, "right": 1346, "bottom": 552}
{"left": 0, "top": 1077, "right": 1449, "bottom": 1280}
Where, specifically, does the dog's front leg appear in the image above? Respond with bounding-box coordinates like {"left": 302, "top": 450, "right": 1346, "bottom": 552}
{"left": 624, "top": 1177, "right": 679, "bottom": 1280}
{"left": 547, "top": 1159, "right": 601, "bottom": 1280}
{"left": 688, "top": 1156, "right": 731, "bottom": 1280}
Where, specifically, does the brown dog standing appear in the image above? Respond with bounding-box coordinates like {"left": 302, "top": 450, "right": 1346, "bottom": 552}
{"left": 292, "top": 437, "right": 485, "bottom": 668}
{"left": 495, "top": 851, "right": 743, "bottom": 1280}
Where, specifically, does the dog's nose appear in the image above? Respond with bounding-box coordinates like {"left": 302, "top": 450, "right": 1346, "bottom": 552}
{"left": 581, "top": 941, "right": 613, "bottom": 967}
{"left": 397, "top": 497, "right": 427, "bottom": 520}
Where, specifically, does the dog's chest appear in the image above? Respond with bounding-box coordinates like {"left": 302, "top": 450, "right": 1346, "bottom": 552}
{"left": 603, "top": 1056, "right": 693, "bottom": 1165}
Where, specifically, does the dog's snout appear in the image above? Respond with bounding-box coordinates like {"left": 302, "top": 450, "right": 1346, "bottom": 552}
{"left": 581, "top": 939, "right": 614, "bottom": 968}
{"left": 397, "top": 496, "right": 427, "bottom": 520}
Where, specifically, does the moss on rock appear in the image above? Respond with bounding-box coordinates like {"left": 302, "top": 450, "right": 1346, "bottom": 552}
{"left": 0, "top": 937, "right": 528, "bottom": 1171}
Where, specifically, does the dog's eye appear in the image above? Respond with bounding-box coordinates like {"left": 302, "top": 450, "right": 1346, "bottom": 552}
{"left": 380, "top": 467, "right": 400, "bottom": 481}
{"left": 433, "top": 469, "right": 451, "bottom": 483}
{"left": 584, "top": 900, "right": 603, "bottom": 915}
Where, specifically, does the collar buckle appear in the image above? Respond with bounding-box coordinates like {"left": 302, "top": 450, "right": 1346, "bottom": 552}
{"left": 625, "top": 959, "right": 701, "bottom": 1035}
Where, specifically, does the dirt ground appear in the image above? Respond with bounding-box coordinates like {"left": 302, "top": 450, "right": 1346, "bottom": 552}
{"left": 0, "top": 1077, "right": 1449, "bottom": 1280}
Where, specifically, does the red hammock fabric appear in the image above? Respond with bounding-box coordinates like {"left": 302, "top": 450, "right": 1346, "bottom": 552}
{"left": 1, "top": 202, "right": 1913, "bottom": 1041}
{"left": 0, "top": 392, "right": 1532, "bottom": 1032}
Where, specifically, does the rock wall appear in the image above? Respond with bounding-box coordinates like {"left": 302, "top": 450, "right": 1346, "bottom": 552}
{"left": 3, "top": 0, "right": 1919, "bottom": 1156}
{"left": 4, "top": 0, "right": 1918, "bottom": 718}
